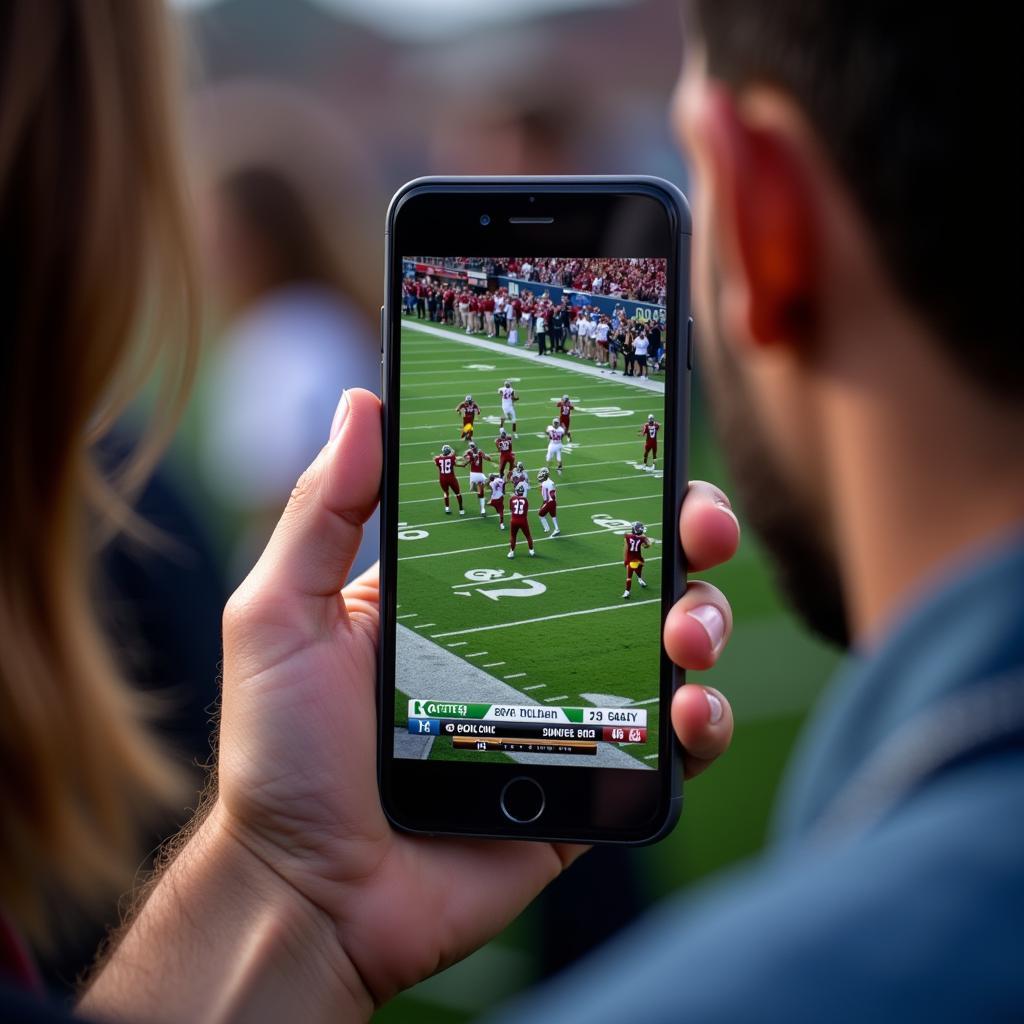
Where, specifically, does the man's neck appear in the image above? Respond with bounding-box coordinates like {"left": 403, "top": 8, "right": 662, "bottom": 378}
{"left": 824, "top": 317, "right": 1024, "bottom": 649}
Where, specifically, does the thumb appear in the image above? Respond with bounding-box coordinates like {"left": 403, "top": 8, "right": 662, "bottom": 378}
{"left": 239, "top": 388, "right": 381, "bottom": 619}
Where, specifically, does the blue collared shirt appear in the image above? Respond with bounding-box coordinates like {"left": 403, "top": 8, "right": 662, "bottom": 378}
{"left": 495, "top": 533, "right": 1024, "bottom": 1022}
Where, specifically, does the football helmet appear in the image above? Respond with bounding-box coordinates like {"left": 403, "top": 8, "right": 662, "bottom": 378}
{"left": 499, "top": 428, "right": 507, "bottom": 438}
{"left": 552, "top": 418, "right": 560, "bottom": 427}
{"left": 504, "top": 379, "right": 512, "bottom": 388}
{"left": 440, "top": 444, "right": 453, "bottom": 456}
{"left": 537, "top": 468, "right": 549, "bottom": 482}
{"left": 515, "top": 461, "right": 524, "bottom": 472}
{"left": 562, "top": 394, "right": 569, "bottom": 402}
{"left": 465, "top": 394, "right": 473, "bottom": 403}
{"left": 632, "top": 522, "right": 646, "bottom": 536}
{"left": 467, "top": 441, "right": 477, "bottom": 452}
{"left": 515, "top": 484, "right": 526, "bottom": 496}
{"left": 647, "top": 414, "right": 655, "bottom": 423}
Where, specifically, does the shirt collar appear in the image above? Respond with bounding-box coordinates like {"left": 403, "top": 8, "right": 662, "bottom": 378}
{"left": 772, "top": 529, "right": 1024, "bottom": 843}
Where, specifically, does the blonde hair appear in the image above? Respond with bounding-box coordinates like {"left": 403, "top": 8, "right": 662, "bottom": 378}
{"left": 0, "top": 0, "right": 198, "bottom": 946}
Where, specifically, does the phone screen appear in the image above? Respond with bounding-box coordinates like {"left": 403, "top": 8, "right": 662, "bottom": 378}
{"left": 392, "top": 255, "right": 668, "bottom": 771}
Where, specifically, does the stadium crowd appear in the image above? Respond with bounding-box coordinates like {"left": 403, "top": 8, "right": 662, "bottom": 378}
{"left": 430, "top": 256, "right": 667, "bottom": 303}
{"left": 403, "top": 276, "right": 666, "bottom": 377}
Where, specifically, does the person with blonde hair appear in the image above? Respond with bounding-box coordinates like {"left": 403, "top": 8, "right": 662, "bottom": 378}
{"left": 0, "top": 3, "right": 737, "bottom": 1018}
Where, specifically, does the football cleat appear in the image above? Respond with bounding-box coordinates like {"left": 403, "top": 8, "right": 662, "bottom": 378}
{"left": 459, "top": 509, "right": 465, "bottom": 516}
{"left": 528, "top": 548, "right": 536, "bottom": 557}
{"left": 500, "top": 523, "right": 505, "bottom": 531}
{"left": 638, "top": 577, "right": 647, "bottom": 588}
{"left": 632, "top": 522, "right": 646, "bottom": 535}
{"left": 551, "top": 528, "right": 560, "bottom": 537}
{"left": 507, "top": 550, "right": 515, "bottom": 559}
{"left": 622, "top": 590, "right": 631, "bottom": 599}
{"left": 445, "top": 507, "right": 451, "bottom": 515}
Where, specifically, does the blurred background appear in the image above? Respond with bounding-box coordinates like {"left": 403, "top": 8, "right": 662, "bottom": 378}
{"left": 139, "top": 0, "right": 841, "bottom": 1018}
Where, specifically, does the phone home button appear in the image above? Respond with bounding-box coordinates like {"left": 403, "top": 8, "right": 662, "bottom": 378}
{"left": 500, "top": 777, "right": 545, "bottom": 824}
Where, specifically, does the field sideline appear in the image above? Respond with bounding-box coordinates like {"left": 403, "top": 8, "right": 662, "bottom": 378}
{"left": 394, "top": 318, "right": 670, "bottom": 767}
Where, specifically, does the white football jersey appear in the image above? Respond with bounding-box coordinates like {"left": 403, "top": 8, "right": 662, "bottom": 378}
{"left": 499, "top": 386, "right": 515, "bottom": 402}
{"left": 547, "top": 425, "right": 565, "bottom": 443}
{"left": 541, "top": 479, "right": 556, "bottom": 502}
{"left": 489, "top": 477, "right": 506, "bottom": 500}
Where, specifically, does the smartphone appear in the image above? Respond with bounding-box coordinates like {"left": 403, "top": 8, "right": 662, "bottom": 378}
{"left": 377, "top": 177, "right": 692, "bottom": 844}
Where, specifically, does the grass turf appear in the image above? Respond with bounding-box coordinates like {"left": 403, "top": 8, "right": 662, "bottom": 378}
{"left": 394, "top": 319, "right": 670, "bottom": 766}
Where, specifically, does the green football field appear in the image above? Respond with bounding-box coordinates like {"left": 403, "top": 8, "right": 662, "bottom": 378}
{"left": 394, "top": 317, "right": 670, "bottom": 767}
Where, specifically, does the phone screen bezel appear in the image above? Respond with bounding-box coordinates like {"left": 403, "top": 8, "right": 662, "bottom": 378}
{"left": 377, "top": 177, "right": 691, "bottom": 845}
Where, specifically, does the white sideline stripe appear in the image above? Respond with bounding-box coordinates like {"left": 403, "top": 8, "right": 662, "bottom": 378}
{"left": 402, "top": 321, "right": 665, "bottom": 393}
{"left": 544, "top": 695, "right": 569, "bottom": 703}
{"left": 430, "top": 599, "right": 660, "bottom": 638}
{"left": 399, "top": 521, "right": 662, "bottom": 560}
{"left": 412, "top": 492, "right": 660, "bottom": 529}
{"left": 503, "top": 672, "right": 527, "bottom": 679}
{"left": 632, "top": 697, "right": 661, "bottom": 706}
{"left": 396, "top": 613, "right": 418, "bottom": 619}
{"left": 482, "top": 661, "right": 506, "bottom": 668}
{"left": 522, "top": 683, "right": 547, "bottom": 691}
{"left": 450, "top": 556, "right": 662, "bottom": 588}
{"left": 400, "top": 473, "right": 662, "bottom": 507}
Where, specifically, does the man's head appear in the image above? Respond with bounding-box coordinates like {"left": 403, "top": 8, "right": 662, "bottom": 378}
{"left": 674, "top": 2, "right": 1021, "bottom": 647}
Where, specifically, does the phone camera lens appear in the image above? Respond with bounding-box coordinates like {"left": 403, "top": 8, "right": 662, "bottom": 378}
{"left": 480, "top": 214, "right": 491, "bottom": 226}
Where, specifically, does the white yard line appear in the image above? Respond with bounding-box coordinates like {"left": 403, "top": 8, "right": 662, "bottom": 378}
{"left": 412, "top": 493, "right": 660, "bottom": 529}
{"left": 400, "top": 474, "right": 662, "bottom": 507}
{"left": 482, "top": 661, "right": 506, "bottom": 668}
{"left": 401, "top": 321, "right": 666, "bottom": 393}
{"left": 399, "top": 521, "right": 662, "bottom": 561}
{"left": 544, "top": 695, "right": 569, "bottom": 703}
{"left": 450, "top": 556, "right": 662, "bottom": 588}
{"left": 396, "top": 613, "right": 418, "bottom": 619}
{"left": 399, "top": 438, "right": 648, "bottom": 466}
{"left": 644, "top": 753, "right": 659, "bottom": 760}
{"left": 400, "top": 422, "right": 653, "bottom": 446}
{"left": 463, "top": 651, "right": 488, "bottom": 658}
{"left": 503, "top": 672, "right": 527, "bottom": 680}
{"left": 446, "top": 641, "right": 467, "bottom": 648}
{"left": 400, "top": 456, "right": 640, "bottom": 479}
{"left": 632, "top": 697, "right": 661, "bottom": 706}
{"left": 522, "top": 683, "right": 547, "bottom": 691}
{"left": 430, "top": 599, "right": 660, "bottom": 639}
{"left": 414, "top": 622, "right": 437, "bottom": 628}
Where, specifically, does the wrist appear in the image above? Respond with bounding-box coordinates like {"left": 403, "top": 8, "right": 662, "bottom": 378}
{"left": 83, "top": 801, "right": 374, "bottom": 1024}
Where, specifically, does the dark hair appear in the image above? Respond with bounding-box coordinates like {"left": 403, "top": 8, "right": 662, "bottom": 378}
{"left": 690, "top": 0, "right": 1022, "bottom": 396}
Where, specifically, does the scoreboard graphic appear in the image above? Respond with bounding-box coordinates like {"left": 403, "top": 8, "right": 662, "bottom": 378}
{"left": 408, "top": 701, "right": 648, "bottom": 757}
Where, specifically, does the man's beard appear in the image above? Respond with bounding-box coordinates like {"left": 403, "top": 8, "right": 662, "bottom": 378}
{"left": 700, "top": 270, "right": 850, "bottom": 650}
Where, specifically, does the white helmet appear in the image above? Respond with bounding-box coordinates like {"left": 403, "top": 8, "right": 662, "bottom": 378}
{"left": 648, "top": 414, "right": 655, "bottom": 423}
{"left": 537, "top": 468, "right": 549, "bottom": 482}
{"left": 504, "top": 379, "right": 512, "bottom": 388}
{"left": 467, "top": 441, "right": 477, "bottom": 451}
{"left": 499, "top": 427, "right": 507, "bottom": 437}
{"left": 515, "top": 483, "right": 526, "bottom": 496}
{"left": 632, "top": 522, "right": 646, "bottom": 536}
{"left": 562, "top": 394, "right": 569, "bottom": 402}
{"left": 440, "top": 444, "right": 453, "bottom": 456}
{"left": 552, "top": 418, "right": 560, "bottom": 427}
{"left": 515, "top": 461, "right": 524, "bottom": 472}
{"left": 465, "top": 394, "right": 473, "bottom": 402}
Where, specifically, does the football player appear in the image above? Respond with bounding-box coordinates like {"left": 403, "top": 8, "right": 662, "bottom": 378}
{"left": 433, "top": 444, "right": 464, "bottom": 515}
{"left": 507, "top": 483, "right": 535, "bottom": 558}
{"left": 486, "top": 473, "right": 507, "bottom": 530}
{"left": 498, "top": 380, "right": 518, "bottom": 437}
{"left": 639, "top": 413, "right": 661, "bottom": 468}
{"left": 456, "top": 394, "right": 481, "bottom": 441}
{"left": 510, "top": 461, "right": 529, "bottom": 495}
{"left": 622, "top": 521, "right": 652, "bottom": 598}
{"left": 554, "top": 394, "right": 574, "bottom": 442}
{"left": 495, "top": 427, "right": 516, "bottom": 479}
{"left": 537, "top": 468, "right": 560, "bottom": 536}
{"left": 545, "top": 418, "right": 565, "bottom": 475}
{"left": 460, "top": 440, "right": 494, "bottom": 515}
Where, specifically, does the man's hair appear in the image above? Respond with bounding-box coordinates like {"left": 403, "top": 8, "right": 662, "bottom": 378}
{"left": 690, "top": 0, "right": 1022, "bottom": 396}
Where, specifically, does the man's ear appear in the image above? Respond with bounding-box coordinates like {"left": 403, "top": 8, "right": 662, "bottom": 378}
{"left": 696, "top": 85, "right": 818, "bottom": 351}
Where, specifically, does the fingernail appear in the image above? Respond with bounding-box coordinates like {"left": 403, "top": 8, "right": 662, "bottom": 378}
{"left": 705, "top": 689, "right": 724, "bottom": 725}
{"left": 687, "top": 604, "right": 726, "bottom": 655}
{"left": 329, "top": 390, "right": 350, "bottom": 442}
{"left": 714, "top": 496, "right": 740, "bottom": 530}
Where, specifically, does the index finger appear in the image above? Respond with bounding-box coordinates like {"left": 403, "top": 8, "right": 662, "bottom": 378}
{"left": 680, "top": 480, "right": 741, "bottom": 572}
